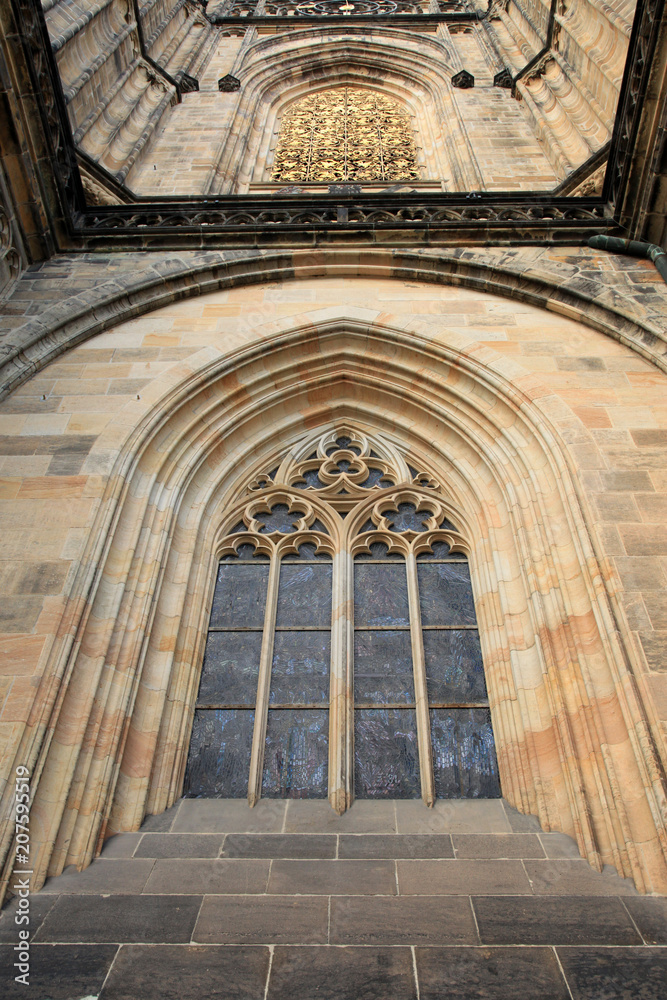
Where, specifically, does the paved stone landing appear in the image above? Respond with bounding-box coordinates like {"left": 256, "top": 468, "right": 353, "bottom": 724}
{"left": 1, "top": 799, "right": 665, "bottom": 999}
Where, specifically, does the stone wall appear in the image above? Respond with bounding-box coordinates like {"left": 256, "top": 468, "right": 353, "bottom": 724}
{"left": 0, "top": 246, "right": 665, "bottom": 899}
{"left": 480, "top": 0, "right": 636, "bottom": 183}
{"left": 44, "top": 0, "right": 217, "bottom": 182}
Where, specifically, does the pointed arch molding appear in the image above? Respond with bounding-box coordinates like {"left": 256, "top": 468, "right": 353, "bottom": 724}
{"left": 2, "top": 315, "right": 666, "bottom": 900}
{"left": 1, "top": 248, "right": 667, "bottom": 403}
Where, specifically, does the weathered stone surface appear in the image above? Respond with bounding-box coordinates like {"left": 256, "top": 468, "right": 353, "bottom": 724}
{"left": 1, "top": 268, "right": 666, "bottom": 903}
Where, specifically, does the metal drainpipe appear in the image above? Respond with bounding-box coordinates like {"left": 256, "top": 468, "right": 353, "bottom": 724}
{"left": 587, "top": 235, "right": 667, "bottom": 285}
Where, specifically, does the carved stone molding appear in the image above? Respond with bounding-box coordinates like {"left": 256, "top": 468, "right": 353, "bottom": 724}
{"left": 0, "top": 179, "right": 25, "bottom": 299}
{"left": 5, "top": 319, "right": 665, "bottom": 899}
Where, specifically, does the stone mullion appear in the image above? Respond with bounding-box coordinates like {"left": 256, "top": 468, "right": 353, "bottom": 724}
{"left": 405, "top": 549, "right": 435, "bottom": 807}
{"left": 328, "top": 548, "right": 353, "bottom": 814}
{"left": 247, "top": 547, "right": 281, "bottom": 807}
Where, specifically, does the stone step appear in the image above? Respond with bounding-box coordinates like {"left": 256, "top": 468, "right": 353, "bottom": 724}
{"left": 0, "top": 799, "right": 664, "bottom": 998}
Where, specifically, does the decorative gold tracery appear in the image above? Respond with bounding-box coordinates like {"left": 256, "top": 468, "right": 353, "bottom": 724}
{"left": 271, "top": 88, "right": 420, "bottom": 183}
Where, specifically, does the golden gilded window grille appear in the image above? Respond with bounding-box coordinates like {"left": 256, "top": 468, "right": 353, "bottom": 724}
{"left": 271, "top": 87, "right": 420, "bottom": 183}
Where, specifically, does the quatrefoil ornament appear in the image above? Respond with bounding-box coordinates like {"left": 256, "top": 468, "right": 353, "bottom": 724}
{"left": 245, "top": 493, "right": 316, "bottom": 536}
{"left": 371, "top": 491, "right": 448, "bottom": 538}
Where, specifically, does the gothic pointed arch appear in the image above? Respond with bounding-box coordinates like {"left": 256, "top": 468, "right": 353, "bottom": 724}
{"left": 183, "top": 426, "right": 499, "bottom": 813}
{"left": 3, "top": 313, "right": 666, "bottom": 902}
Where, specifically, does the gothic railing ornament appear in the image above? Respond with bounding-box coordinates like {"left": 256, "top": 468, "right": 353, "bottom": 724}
{"left": 451, "top": 69, "right": 474, "bottom": 88}
{"left": 218, "top": 74, "right": 241, "bottom": 91}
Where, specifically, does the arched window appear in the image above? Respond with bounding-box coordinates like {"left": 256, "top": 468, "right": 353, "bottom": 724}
{"left": 271, "top": 88, "right": 420, "bottom": 183}
{"left": 184, "top": 428, "right": 500, "bottom": 809}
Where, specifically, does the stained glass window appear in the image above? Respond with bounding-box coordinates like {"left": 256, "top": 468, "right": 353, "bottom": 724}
{"left": 183, "top": 429, "right": 500, "bottom": 807}
{"left": 353, "top": 537, "right": 499, "bottom": 800}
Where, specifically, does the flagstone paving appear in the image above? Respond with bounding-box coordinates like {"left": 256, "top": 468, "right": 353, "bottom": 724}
{"left": 1, "top": 799, "right": 665, "bottom": 999}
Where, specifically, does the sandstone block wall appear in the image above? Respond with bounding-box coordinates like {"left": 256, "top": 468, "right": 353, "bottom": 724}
{"left": 0, "top": 248, "right": 665, "bottom": 896}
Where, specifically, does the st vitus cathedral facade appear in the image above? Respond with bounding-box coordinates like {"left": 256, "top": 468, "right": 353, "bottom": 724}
{"left": 0, "top": 0, "right": 667, "bottom": 995}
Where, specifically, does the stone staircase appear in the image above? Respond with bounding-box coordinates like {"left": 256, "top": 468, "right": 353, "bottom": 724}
{"left": 1, "top": 798, "right": 665, "bottom": 998}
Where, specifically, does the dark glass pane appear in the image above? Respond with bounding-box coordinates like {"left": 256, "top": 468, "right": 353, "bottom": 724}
{"left": 333, "top": 458, "right": 359, "bottom": 474}
{"left": 359, "top": 467, "right": 395, "bottom": 489}
{"left": 257, "top": 503, "right": 306, "bottom": 534}
{"left": 354, "top": 562, "right": 409, "bottom": 626}
{"left": 262, "top": 709, "right": 328, "bottom": 798}
{"left": 209, "top": 563, "right": 269, "bottom": 627}
{"left": 295, "top": 468, "right": 325, "bottom": 489}
{"left": 221, "top": 543, "right": 269, "bottom": 561}
{"left": 430, "top": 708, "right": 501, "bottom": 799}
{"left": 423, "top": 630, "right": 487, "bottom": 703}
{"left": 355, "top": 541, "right": 404, "bottom": 560}
{"left": 275, "top": 563, "right": 332, "bottom": 626}
{"left": 310, "top": 519, "right": 329, "bottom": 535}
{"left": 183, "top": 709, "right": 254, "bottom": 798}
{"left": 417, "top": 540, "right": 466, "bottom": 561}
{"left": 270, "top": 631, "right": 330, "bottom": 705}
{"left": 354, "top": 709, "right": 420, "bottom": 798}
{"left": 386, "top": 502, "right": 434, "bottom": 533}
{"left": 326, "top": 437, "right": 361, "bottom": 455}
{"left": 354, "top": 630, "right": 414, "bottom": 704}
{"left": 418, "top": 563, "right": 477, "bottom": 626}
{"left": 197, "top": 631, "right": 262, "bottom": 706}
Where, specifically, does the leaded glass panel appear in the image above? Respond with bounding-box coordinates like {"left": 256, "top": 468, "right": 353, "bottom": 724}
{"left": 354, "top": 562, "right": 409, "bottom": 626}
{"left": 209, "top": 562, "right": 269, "bottom": 628}
{"left": 423, "top": 630, "right": 487, "bottom": 704}
{"left": 430, "top": 709, "right": 501, "bottom": 798}
{"left": 354, "top": 630, "right": 414, "bottom": 704}
{"left": 262, "top": 709, "right": 329, "bottom": 798}
{"left": 197, "top": 631, "right": 262, "bottom": 706}
{"left": 183, "top": 709, "right": 255, "bottom": 798}
{"left": 270, "top": 631, "right": 330, "bottom": 705}
{"left": 275, "top": 562, "right": 333, "bottom": 626}
{"left": 418, "top": 563, "right": 477, "bottom": 626}
{"left": 354, "top": 709, "right": 420, "bottom": 798}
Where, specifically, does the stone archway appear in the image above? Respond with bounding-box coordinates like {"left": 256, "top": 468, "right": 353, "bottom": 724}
{"left": 3, "top": 307, "right": 665, "bottom": 899}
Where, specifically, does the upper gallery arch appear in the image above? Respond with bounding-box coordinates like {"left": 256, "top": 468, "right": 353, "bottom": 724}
{"left": 201, "top": 28, "right": 477, "bottom": 192}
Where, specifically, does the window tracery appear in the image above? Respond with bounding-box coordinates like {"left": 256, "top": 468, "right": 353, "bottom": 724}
{"left": 271, "top": 88, "right": 420, "bottom": 184}
{"left": 184, "top": 428, "right": 500, "bottom": 811}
